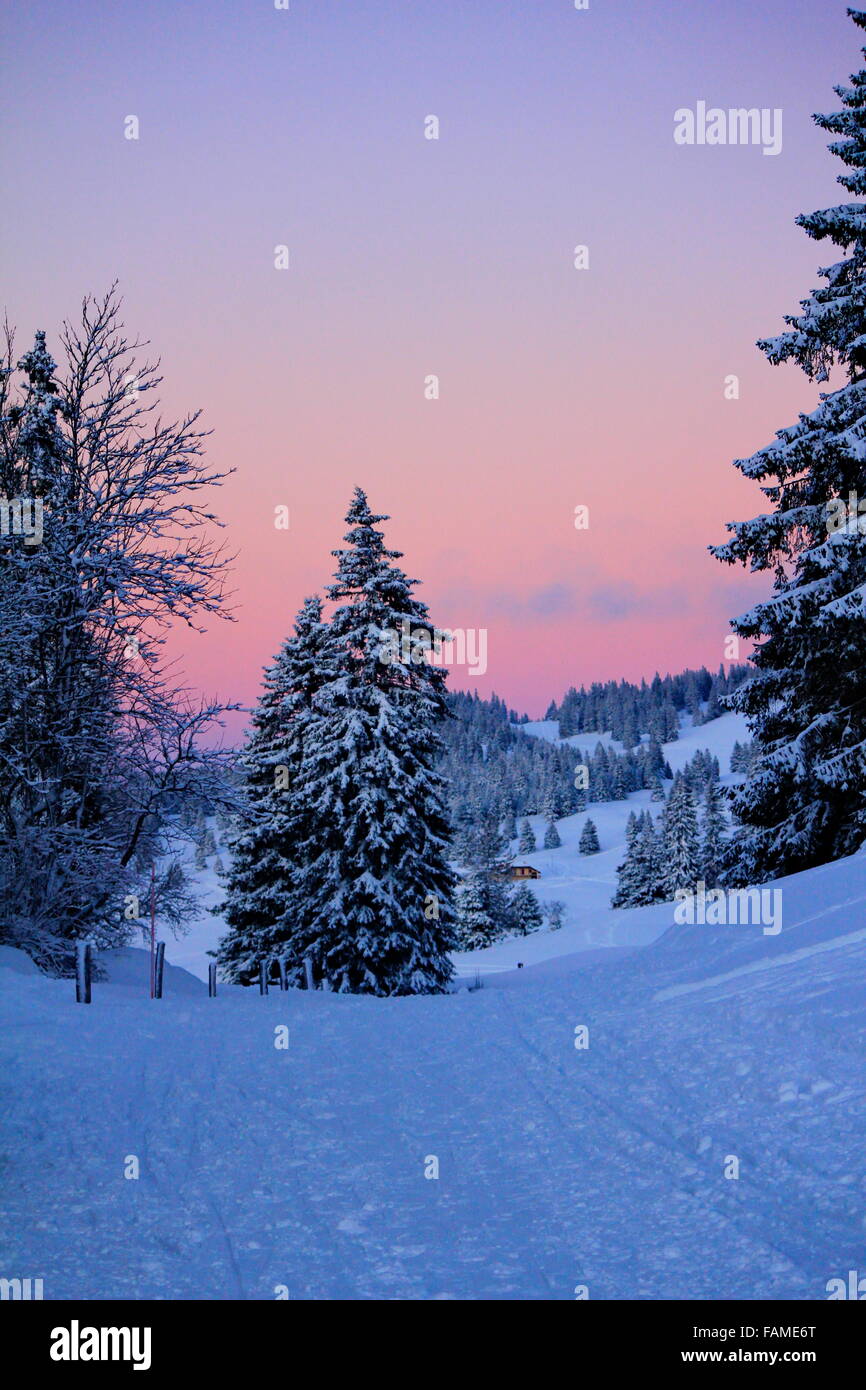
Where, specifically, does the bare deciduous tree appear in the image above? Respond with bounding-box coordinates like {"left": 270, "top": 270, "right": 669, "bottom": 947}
{"left": 0, "top": 287, "right": 241, "bottom": 972}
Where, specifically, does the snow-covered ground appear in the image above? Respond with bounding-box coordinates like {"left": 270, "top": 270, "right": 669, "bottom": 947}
{"left": 2, "top": 832, "right": 865, "bottom": 1299}
{"left": 2, "top": 702, "right": 864, "bottom": 1300}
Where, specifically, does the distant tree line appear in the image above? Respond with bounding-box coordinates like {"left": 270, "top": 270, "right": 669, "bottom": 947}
{"left": 546, "top": 665, "right": 749, "bottom": 743}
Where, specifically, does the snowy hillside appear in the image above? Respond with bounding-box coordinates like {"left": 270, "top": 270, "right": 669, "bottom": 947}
{"left": 2, "top": 832, "right": 865, "bottom": 1300}
{"left": 167, "top": 711, "right": 750, "bottom": 982}
{"left": 454, "top": 709, "right": 750, "bottom": 975}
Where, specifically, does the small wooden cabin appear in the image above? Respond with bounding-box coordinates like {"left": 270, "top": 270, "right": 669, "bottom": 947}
{"left": 493, "top": 863, "right": 542, "bottom": 882}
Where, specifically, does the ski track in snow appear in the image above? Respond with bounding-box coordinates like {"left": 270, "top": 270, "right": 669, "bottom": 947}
{"left": 2, "top": 712, "right": 864, "bottom": 1300}
{"left": 3, "top": 879, "right": 865, "bottom": 1300}
{"left": 656, "top": 924, "right": 866, "bottom": 1002}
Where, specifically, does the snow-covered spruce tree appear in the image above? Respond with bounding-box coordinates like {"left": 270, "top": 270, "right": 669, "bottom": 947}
{"left": 457, "top": 805, "right": 515, "bottom": 939}
{"left": 288, "top": 489, "right": 457, "bottom": 995}
{"left": 611, "top": 812, "right": 643, "bottom": 907}
{"left": 701, "top": 780, "right": 728, "bottom": 888}
{"left": 636, "top": 811, "right": 667, "bottom": 904}
{"left": 713, "top": 10, "right": 866, "bottom": 882}
{"left": 216, "top": 596, "right": 333, "bottom": 985}
{"left": 543, "top": 817, "right": 561, "bottom": 849}
{"left": 649, "top": 772, "right": 666, "bottom": 802}
{"left": 518, "top": 817, "right": 537, "bottom": 852}
{"left": 0, "top": 292, "right": 237, "bottom": 973}
{"left": 541, "top": 784, "right": 560, "bottom": 823}
{"left": 641, "top": 811, "right": 668, "bottom": 903}
{"left": 579, "top": 818, "right": 600, "bottom": 854}
{"left": 453, "top": 877, "right": 502, "bottom": 950}
{"left": 510, "top": 883, "right": 544, "bottom": 936}
{"left": 450, "top": 799, "right": 476, "bottom": 865}
{"left": 662, "top": 776, "right": 701, "bottom": 895}
{"left": 705, "top": 670, "right": 724, "bottom": 721}
{"left": 612, "top": 811, "right": 666, "bottom": 907}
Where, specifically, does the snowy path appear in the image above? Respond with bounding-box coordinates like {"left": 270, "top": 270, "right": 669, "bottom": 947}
{"left": 3, "top": 840, "right": 866, "bottom": 1301}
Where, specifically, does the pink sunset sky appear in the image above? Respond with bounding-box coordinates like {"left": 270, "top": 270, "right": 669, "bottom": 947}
{"left": 1, "top": 0, "right": 855, "bottom": 734}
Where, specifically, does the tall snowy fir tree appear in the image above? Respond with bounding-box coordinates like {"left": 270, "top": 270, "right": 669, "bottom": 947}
{"left": 662, "top": 777, "right": 701, "bottom": 895}
{"left": 543, "top": 817, "right": 562, "bottom": 849}
{"left": 0, "top": 329, "right": 122, "bottom": 966}
{"left": 579, "top": 818, "right": 600, "bottom": 854}
{"left": 286, "top": 489, "right": 457, "bottom": 995}
{"left": 456, "top": 805, "right": 515, "bottom": 940}
{"left": 453, "top": 877, "right": 502, "bottom": 950}
{"left": 510, "top": 883, "right": 544, "bottom": 936}
{"left": 518, "top": 818, "right": 537, "bottom": 852}
{"left": 714, "top": 9, "right": 866, "bottom": 883}
{"left": 611, "top": 811, "right": 665, "bottom": 908}
{"left": 638, "top": 812, "right": 666, "bottom": 905}
{"left": 701, "top": 780, "right": 728, "bottom": 888}
{"left": 611, "top": 812, "right": 643, "bottom": 908}
{"left": 217, "top": 596, "right": 333, "bottom": 985}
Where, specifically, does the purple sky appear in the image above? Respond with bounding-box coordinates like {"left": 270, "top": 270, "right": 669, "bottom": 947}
{"left": 1, "top": 0, "right": 857, "bottom": 727}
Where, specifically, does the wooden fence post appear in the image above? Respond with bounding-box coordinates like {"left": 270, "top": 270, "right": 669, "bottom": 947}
{"left": 277, "top": 957, "right": 288, "bottom": 991}
{"left": 259, "top": 960, "right": 268, "bottom": 995}
{"left": 303, "top": 956, "right": 314, "bottom": 991}
{"left": 208, "top": 963, "right": 217, "bottom": 997}
{"left": 75, "top": 941, "right": 92, "bottom": 1004}
{"left": 154, "top": 941, "right": 166, "bottom": 999}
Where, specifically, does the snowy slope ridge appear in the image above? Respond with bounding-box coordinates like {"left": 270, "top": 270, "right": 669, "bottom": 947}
{"left": 169, "top": 710, "right": 751, "bottom": 982}
{"left": 2, "top": 841, "right": 864, "bottom": 1300}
